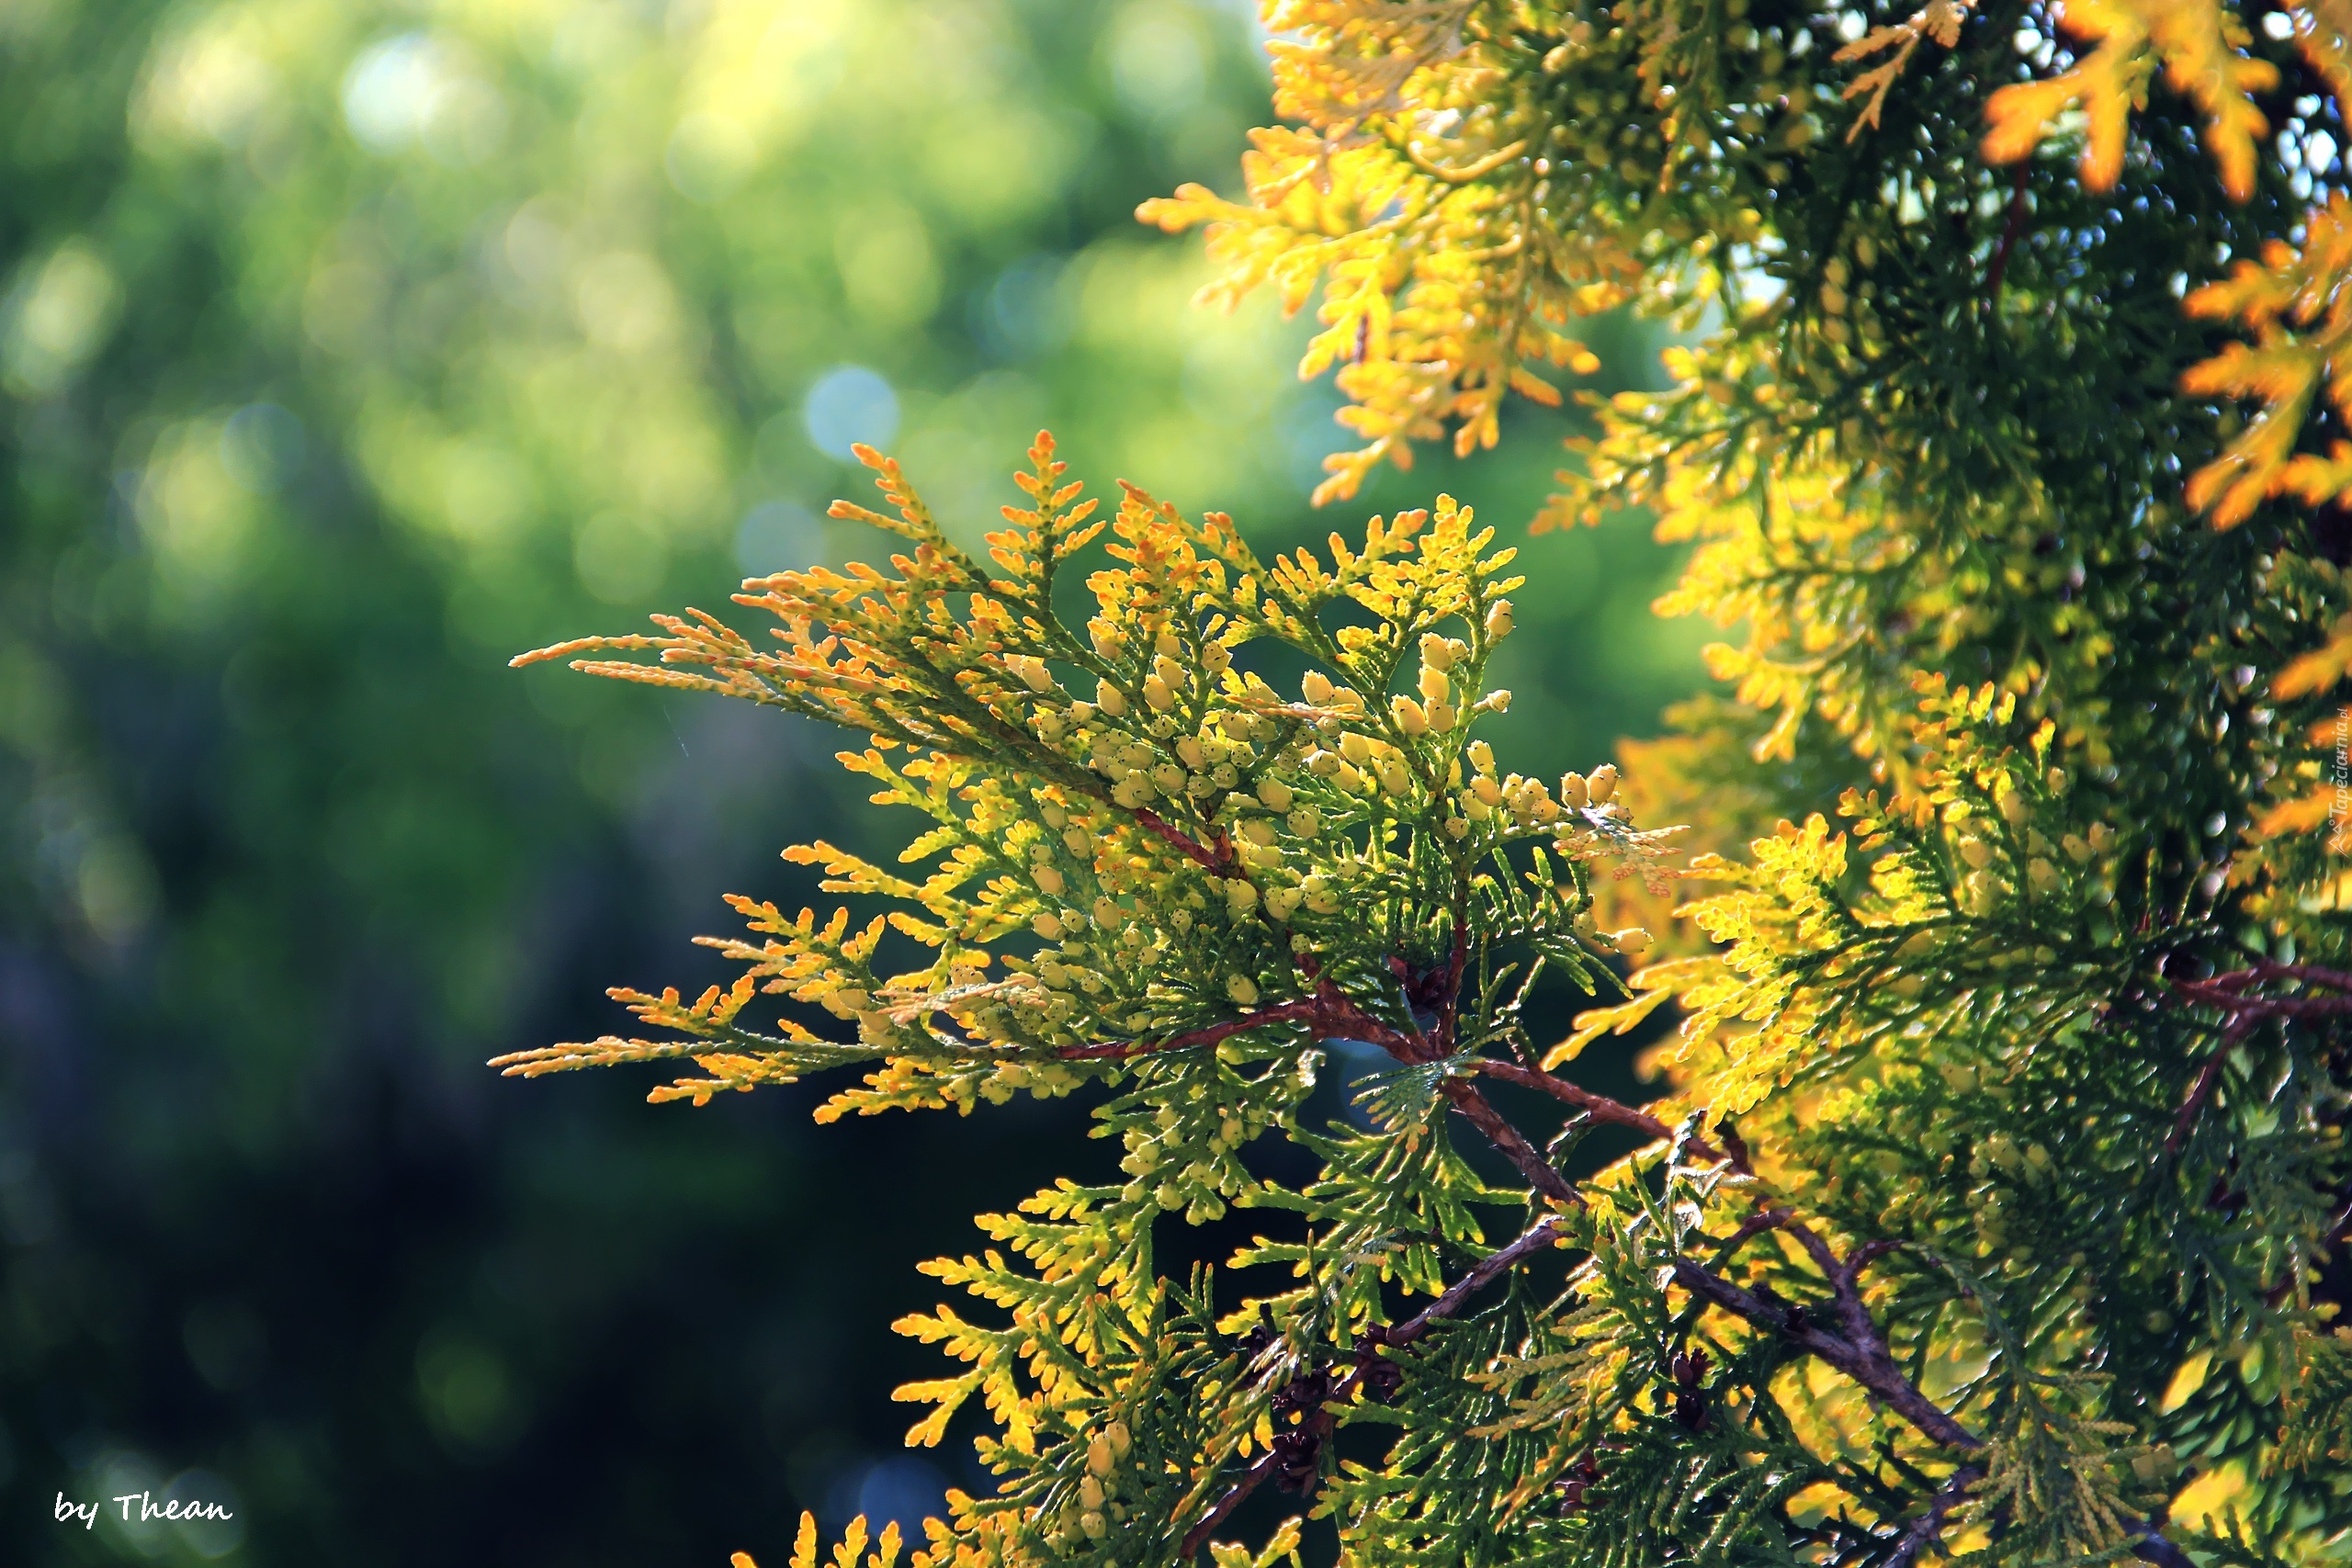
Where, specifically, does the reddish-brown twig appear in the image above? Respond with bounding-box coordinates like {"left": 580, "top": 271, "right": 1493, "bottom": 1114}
{"left": 2165, "top": 1043, "right": 2233, "bottom": 1155}
{"left": 1384, "top": 1217, "right": 1568, "bottom": 1344}
{"left": 2169, "top": 960, "right": 2352, "bottom": 1022}
{"left": 1059, "top": 974, "right": 1578, "bottom": 1204}
{"left": 1178, "top": 1220, "right": 1567, "bottom": 1555}
{"left": 1884, "top": 1466, "right": 1984, "bottom": 1568}
{"left": 1438, "top": 1077, "right": 1579, "bottom": 1204}
{"left": 1178, "top": 1441, "right": 1291, "bottom": 1556}
{"left": 1130, "top": 806, "right": 1235, "bottom": 874}
{"left": 1671, "top": 1256, "right": 1979, "bottom": 1451}
{"left": 2171, "top": 980, "right": 2352, "bottom": 1020}
{"left": 1842, "top": 1238, "right": 1903, "bottom": 1285}
{"left": 1058, "top": 1000, "right": 1321, "bottom": 1060}
{"left": 1472, "top": 1058, "right": 1736, "bottom": 1170}
{"left": 2161, "top": 963, "right": 2352, "bottom": 1148}
{"left": 1984, "top": 160, "right": 2030, "bottom": 297}
{"left": 1718, "top": 1209, "right": 1792, "bottom": 1252}
{"left": 1436, "top": 918, "right": 1469, "bottom": 1055}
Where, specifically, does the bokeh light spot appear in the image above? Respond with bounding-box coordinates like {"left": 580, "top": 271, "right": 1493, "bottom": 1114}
{"left": 802, "top": 366, "right": 899, "bottom": 460}
{"left": 342, "top": 33, "right": 443, "bottom": 151}
{"left": 341, "top": 33, "right": 504, "bottom": 164}
{"left": 833, "top": 1455, "right": 946, "bottom": 1544}
{"left": 2, "top": 241, "right": 119, "bottom": 397}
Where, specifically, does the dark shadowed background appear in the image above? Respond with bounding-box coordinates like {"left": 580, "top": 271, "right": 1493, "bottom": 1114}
{"left": 0, "top": 2, "right": 1703, "bottom": 1562}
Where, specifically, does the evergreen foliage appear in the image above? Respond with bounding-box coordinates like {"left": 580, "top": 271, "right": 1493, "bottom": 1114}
{"left": 512, "top": 1, "right": 2352, "bottom": 1563}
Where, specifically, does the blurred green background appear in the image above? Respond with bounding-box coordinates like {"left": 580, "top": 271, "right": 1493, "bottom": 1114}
{"left": 0, "top": 1, "right": 1702, "bottom": 1562}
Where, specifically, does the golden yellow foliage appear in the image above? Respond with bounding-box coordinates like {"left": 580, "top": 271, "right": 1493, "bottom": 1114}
{"left": 2271, "top": 611, "right": 2352, "bottom": 699}
{"left": 1138, "top": 4, "right": 1679, "bottom": 502}
{"left": 1838, "top": 0, "right": 1977, "bottom": 140}
{"left": 1983, "top": 0, "right": 2278, "bottom": 198}
{"left": 2183, "top": 195, "right": 2352, "bottom": 526}
{"left": 504, "top": 9, "right": 2352, "bottom": 1562}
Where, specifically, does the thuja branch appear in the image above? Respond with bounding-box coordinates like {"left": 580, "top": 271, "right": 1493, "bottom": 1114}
{"left": 2169, "top": 959, "right": 2352, "bottom": 1021}
{"left": 1883, "top": 1467, "right": 1984, "bottom": 1568}
{"left": 1438, "top": 1077, "right": 1579, "bottom": 1205}
{"left": 1466, "top": 1052, "right": 2211, "bottom": 1568}
{"left": 499, "top": 374, "right": 2327, "bottom": 1568}
{"left": 2161, "top": 961, "right": 2352, "bottom": 1150}
{"left": 1672, "top": 1238, "right": 1970, "bottom": 1445}
{"left": 1128, "top": 806, "right": 1238, "bottom": 875}
{"left": 1069, "top": 965, "right": 1582, "bottom": 1205}
{"left": 1178, "top": 1218, "right": 1569, "bottom": 1555}
{"left": 1671, "top": 1248, "right": 2195, "bottom": 1568}
{"left": 1177, "top": 1443, "right": 1292, "bottom": 1557}
{"left": 2165, "top": 1012, "right": 2254, "bottom": 1156}
{"left": 1472, "top": 1058, "right": 1733, "bottom": 1168}
{"left": 1057, "top": 1001, "right": 1321, "bottom": 1061}
{"left": 1450, "top": 1067, "right": 1973, "bottom": 1446}
{"left": 1382, "top": 1216, "right": 1570, "bottom": 1343}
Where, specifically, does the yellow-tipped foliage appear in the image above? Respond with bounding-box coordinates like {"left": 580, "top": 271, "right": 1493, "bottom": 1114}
{"left": 518, "top": 7, "right": 2352, "bottom": 1562}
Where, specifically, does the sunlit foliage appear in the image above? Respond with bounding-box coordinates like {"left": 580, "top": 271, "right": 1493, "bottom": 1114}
{"left": 517, "top": 0, "right": 2352, "bottom": 1565}
{"left": 515, "top": 434, "right": 1686, "bottom": 1559}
